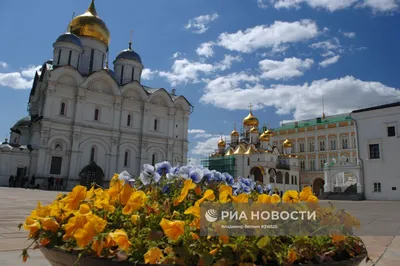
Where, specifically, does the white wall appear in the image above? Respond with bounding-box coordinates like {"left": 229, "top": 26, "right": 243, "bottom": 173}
{"left": 352, "top": 105, "right": 400, "bottom": 200}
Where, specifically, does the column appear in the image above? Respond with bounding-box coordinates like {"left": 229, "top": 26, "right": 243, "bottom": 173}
{"left": 68, "top": 131, "right": 81, "bottom": 178}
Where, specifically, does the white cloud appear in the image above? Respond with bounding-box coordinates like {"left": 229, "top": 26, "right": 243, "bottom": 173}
{"left": 159, "top": 58, "right": 214, "bottom": 86}
{"left": 257, "top": 0, "right": 269, "bottom": 8}
{"left": 259, "top": 57, "right": 314, "bottom": 80}
{"left": 0, "top": 61, "right": 7, "bottom": 69}
{"left": 185, "top": 13, "right": 219, "bottom": 34}
{"left": 319, "top": 55, "right": 340, "bottom": 67}
{"left": 0, "top": 65, "right": 40, "bottom": 90}
{"left": 217, "top": 20, "right": 319, "bottom": 53}
{"left": 361, "top": 0, "right": 399, "bottom": 12}
{"left": 310, "top": 39, "right": 340, "bottom": 51}
{"left": 199, "top": 75, "right": 400, "bottom": 121}
{"left": 321, "top": 51, "right": 336, "bottom": 57}
{"left": 191, "top": 135, "right": 230, "bottom": 155}
{"left": 194, "top": 133, "right": 214, "bottom": 139}
{"left": 269, "top": 0, "right": 399, "bottom": 12}
{"left": 172, "top": 52, "right": 181, "bottom": 59}
{"left": 216, "top": 55, "right": 242, "bottom": 71}
{"left": 188, "top": 129, "right": 206, "bottom": 134}
{"left": 21, "top": 65, "right": 41, "bottom": 78}
{"left": 141, "top": 69, "right": 159, "bottom": 80}
{"left": 342, "top": 31, "right": 356, "bottom": 38}
{"left": 196, "top": 42, "right": 215, "bottom": 58}
{"left": 187, "top": 157, "right": 201, "bottom": 166}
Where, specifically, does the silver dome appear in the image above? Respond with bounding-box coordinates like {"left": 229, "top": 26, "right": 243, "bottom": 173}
{"left": 56, "top": 32, "right": 83, "bottom": 47}
{"left": 116, "top": 49, "right": 142, "bottom": 63}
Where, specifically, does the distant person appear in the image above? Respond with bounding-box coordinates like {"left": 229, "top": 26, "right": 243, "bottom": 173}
{"left": 9, "top": 175, "right": 14, "bottom": 187}
{"left": 60, "top": 178, "right": 64, "bottom": 190}
{"left": 48, "top": 177, "right": 54, "bottom": 190}
{"left": 21, "top": 175, "right": 27, "bottom": 188}
{"left": 14, "top": 176, "right": 20, "bottom": 188}
{"left": 55, "top": 178, "right": 60, "bottom": 191}
{"left": 29, "top": 175, "right": 36, "bottom": 190}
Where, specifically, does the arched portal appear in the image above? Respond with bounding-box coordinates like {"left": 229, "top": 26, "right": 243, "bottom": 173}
{"left": 268, "top": 168, "right": 276, "bottom": 183}
{"left": 79, "top": 161, "right": 105, "bottom": 188}
{"left": 250, "top": 166, "right": 264, "bottom": 183}
{"left": 313, "top": 178, "right": 325, "bottom": 197}
{"left": 331, "top": 171, "right": 357, "bottom": 193}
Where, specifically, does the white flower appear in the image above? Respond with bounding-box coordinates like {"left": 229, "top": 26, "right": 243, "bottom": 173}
{"left": 139, "top": 164, "right": 161, "bottom": 185}
{"left": 118, "top": 171, "right": 135, "bottom": 185}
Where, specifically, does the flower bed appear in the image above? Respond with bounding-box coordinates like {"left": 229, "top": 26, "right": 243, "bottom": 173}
{"left": 20, "top": 162, "right": 369, "bottom": 265}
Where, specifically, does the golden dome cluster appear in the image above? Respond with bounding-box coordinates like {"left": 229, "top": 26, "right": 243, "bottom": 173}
{"left": 218, "top": 138, "right": 226, "bottom": 148}
{"left": 230, "top": 129, "right": 239, "bottom": 137}
{"left": 69, "top": 0, "right": 110, "bottom": 46}
{"left": 259, "top": 131, "right": 270, "bottom": 142}
{"left": 250, "top": 127, "right": 259, "bottom": 133}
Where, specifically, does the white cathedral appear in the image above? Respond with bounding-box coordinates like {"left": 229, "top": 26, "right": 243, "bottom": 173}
{"left": 0, "top": 1, "right": 191, "bottom": 188}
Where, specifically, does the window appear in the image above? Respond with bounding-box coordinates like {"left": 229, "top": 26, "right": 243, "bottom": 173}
{"left": 285, "top": 173, "right": 289, "bottom": 184}
{"left": 320, "top": 159, "right": 326, "bottom": 169}
{"left": 291, "top": 175, "right": 294, "bottom": 184}
{"left": 353, "top": 137, "right": 356, "bottom": 148}
{"left": 101, "top": 54, "right": 105, "bottom": 68}
{"left": 388, "top": 126, "right": 396, "bottom": 137}
{"left": 124, "top": 151, "right": 129, "bottom": 167}
{"left": 299, "top": 143, "right": 305, "bottom": 152}
{"left": 127, "top": 115, "right": 131, "bottom": 126}
{"left": 131, "top": 67, "right": 135, "bottom": 82}
{"left": 320, "top": 141, "right": 325, "bottom": 151}
{"left": 373, "top": 182, "right": 381, "bottom": 192}
{"left": 300, "top": 161, "right": 305, "bottom": 171}
{"left": 14, "top": 137, "right": 18, "bottom": 144}
{"left": 57, "top": 49, "right": 61, "bottom": 65}
{"left": 152, "top": 154, "right": 156, "bottom": 166}
{"left": 120, "top": 65, "right": 125, "bottom": 85}
{"left": 331, "top": 139, "right": 336, "bottom": 150}
{"left": 309, "top": 142, "right": 314, "bottom": 152}
{"left": 342, "top": 138, "right": 348, "bottom": 149}
{"left": 295, "top": 176, "right": 297, "bottom": 185}
{"left": 247, "top": 158, "right": 250, "bottom": 166}
{"left": 68, "top": 50, "right": 72, "bottom": 65}
{"left": 50, "top": 156, "right": 62, "bottom": 175}
{"left": 154, "top": 119, "right": 158, "bottom": 131}
{"left": 89, "top": 49, "right": 94, "bottom": 74}
{"left": 94, "top": 108, "right": 99, "bottom": 121}
{"left": 309, "top": 160, "right": 315, "bottom": 171}
{"left": 369, "top": 144, "right": 380, "bottom": 159}
{"left": 90, "top": 147, "right": 96, "bottom": 162}
{"left": 60, "top": 102, "right": 66, "bottom": 115}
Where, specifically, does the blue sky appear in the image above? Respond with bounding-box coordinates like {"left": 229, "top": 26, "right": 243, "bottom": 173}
{"left": 1, "top": 0, "right": 400, "bottom": 163}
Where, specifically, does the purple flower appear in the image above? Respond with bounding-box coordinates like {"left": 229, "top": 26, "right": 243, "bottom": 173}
{"left": 189, "top": 169, "right": 203, "bottom": 183}
{"left": 155, "top": 161, "right": 172, "bottom": 176}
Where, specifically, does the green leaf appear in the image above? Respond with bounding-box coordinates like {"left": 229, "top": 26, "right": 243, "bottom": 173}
{"left": 257, "top": 236, "right": 270, "bottom": 249}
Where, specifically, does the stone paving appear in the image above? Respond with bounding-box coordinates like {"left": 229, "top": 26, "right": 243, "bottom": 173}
{"left": 0, "top": 187, "right": 399, "bottom": 265}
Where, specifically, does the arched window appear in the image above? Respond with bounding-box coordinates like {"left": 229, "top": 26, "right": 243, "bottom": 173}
{"left": 152, "top": 154, "right": 156, "bottom": 166}
{"left": 131, "top": 67, "right": 135, "bottom": 82}
{"left": 276, "top": 172, "right": 283, "bottom": 184}
{"left": 291, "top": 175, "right": 294, "bottom": 184}
{"left": 57, "top": 49, "right": 62, "bottom": 65}
{"left": 247, "top": 157, "right": 250, "bottom": 166}
{"left": 94, "top": 109, "right": 99, "bottom": 121}
{"left": 60, "top": 102, "right": 66, "bottom": 115}
{"left": 124, "top": 151, "right": 129, "bottom": 167}
{"left": 68, "top": 50, "right": 72, "bottom": 65}
{"left": 14, "top": 137, "right": 18, "bottom": 144}
{"left": 154, "top": 119, "right": 158, "bottom": 131}
{"left": 295, "top": 176, "right": 298, "bottom": 185}
{"left": 120, "top": 65, "right": 125, "bottom": 85}
{"left": 89, "top": 49, "right": 94, "bottom": 74}
{"left": 127, "top": 115, "right": 131, "bottom": 126}
{"left": 101, "top": 54, "right": 105, "bottom": 68}
{"left": 90, "top": 146, "right": 96, "bottom": 162}
{"left": 285, "top": 173, "right": 289, "bottom": 184}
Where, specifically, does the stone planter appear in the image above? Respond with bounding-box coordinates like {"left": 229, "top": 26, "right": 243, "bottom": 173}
{"left": 40, "top": 247, "right": 367, "bottom": 266}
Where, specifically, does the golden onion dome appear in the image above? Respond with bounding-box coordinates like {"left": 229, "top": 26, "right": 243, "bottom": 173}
{"left": 250, "top": 127, "right": 259, "bottom": 133}
{"left": 265, "top": 129, "right": 273, "bottom": 136}
{"left": 225, "top": 148, "right": 234, "bottom": 156}
{"left": 243, "top": 111, "right": 259, "bottom": 127}
{"left": 218, "top": 138, "right": 226, "bottom": 148}
{"left": 233, "top": 145, "right": 246, "bottom": 155}
{"left": 283, "top": 138, "right": 293, "bottom": 148}
{"left": 244, "top": 145, "right": 257, "bottom": 155}
{"left": 231, "top": 129, "right": 239, "bottom": 137}
{"left": 259, "top": 132, "right": 270, "bottom": 142}
{"left": 68, "top": 0, "right": 110, "bottom": 46}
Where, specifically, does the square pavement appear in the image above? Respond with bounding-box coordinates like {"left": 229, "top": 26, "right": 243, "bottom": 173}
{"left": 0, "top": 188, "right": 399, "bottom": 266}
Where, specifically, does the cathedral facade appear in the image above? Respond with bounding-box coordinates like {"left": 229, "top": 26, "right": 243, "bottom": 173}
{"left": 204, "top": 109, "right": 300, "bottom": 194}
{"left": 0, "top": 1, "right": 191, "bottom": 188}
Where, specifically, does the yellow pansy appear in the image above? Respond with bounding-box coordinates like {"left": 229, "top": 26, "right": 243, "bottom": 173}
{"left": 232, "top": 193, "right": 249, "bottom": 203}
{"left": 209, "top": 248, "right": 219, "bottom": 255}
{"left": 195, "top": 189, "right": 216, "bottom": 206}
{"left": 257, "top": 194, "right": 271, "bottom": 203}
{"left": 109, "top": 229, "right": 131, "bottom": 251}
{"left": 144, "top": 247, "right": 164, "bottom": 264}
{"left": 306, "top": 195, "right": 318, "bottom": 203}
{"left": 190, "top": 218, "right": 200, "bottom": 229}
{"left": 131, "top": 215, "right": 139, "bottom": 225}
{"left": 219, "top": 185, "right": 233, "bottom": 203}
{"left": 282, "top": 190, "right": 300, "bottom": 203}
{"left": 184, "top": 205, "right": 200, "bottom": 218}
{"left": 287, "top": 249, "right": 297, "bottom": 264}
{"left": 23, "top": 217, "right": 40, "bottom": 237}
{"left": 300, "top": 186, "right": 313, "bottom": 201}
{"left": 159, "top": 218, "right": 185, "bottom": 241}
{"left": 271, "top": 194, "right": 281, "bottom": 204}
{"left": 191, "top": 232, "right": 200, "bottom": 240}
{"left": 61, "top": 186, "right": 87, "bottom": 211}
{"left": 120, "top": 183, "right": 134, "bottom": 205}
{"left": 173, "top": 179, "right": 196, "bottom": 206}
{"left": 122, "top": 191, "right": 147, "bottom": 215}
{"left": 40, "top": 217, "right": 60, "bottom": 232}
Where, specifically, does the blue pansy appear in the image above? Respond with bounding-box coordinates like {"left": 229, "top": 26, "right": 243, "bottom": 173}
{"left": 189, "top": 169, "right": 203, "bottom": 183}
{"left": 155, "top": 161, "right": 172, "bottom": 176}
{"left": 140, "top": 164, "right": 161, "bottom": 185}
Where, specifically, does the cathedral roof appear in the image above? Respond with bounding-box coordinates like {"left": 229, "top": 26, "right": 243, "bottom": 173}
{"left": 55, "top": 32, "right": 83, "bottom": 47}
{"left": 12, "top": 116, "right": 31, "bottom": 128}
{"left": 116, "top": 49, "right": 142, "bottom": 64}
{"left": 273, "top": 113, "right": 352, "bottom": 131}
